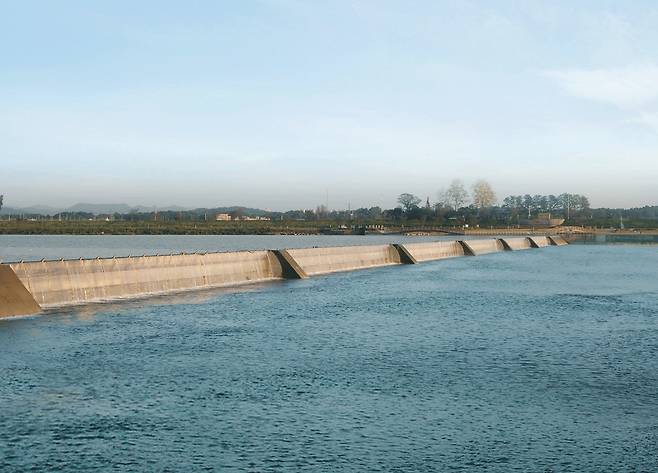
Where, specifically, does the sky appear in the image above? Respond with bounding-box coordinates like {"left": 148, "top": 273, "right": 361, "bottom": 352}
{"left": 2, "top": 0, "right": 658, "bottom": 210}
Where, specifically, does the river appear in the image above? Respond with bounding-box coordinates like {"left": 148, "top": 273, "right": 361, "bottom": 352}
{"left": 1, "top": 242, "right": 657, "bottom": 471}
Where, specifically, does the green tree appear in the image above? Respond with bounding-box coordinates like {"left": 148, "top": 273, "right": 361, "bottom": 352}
{"left": 397, "top": 193, "right": 421, "bottom": 213}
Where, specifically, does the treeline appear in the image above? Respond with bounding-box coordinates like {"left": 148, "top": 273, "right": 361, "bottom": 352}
{"left": 377, "top": 180, "right": 593, "bottom": 226}
{"left": 2, "top": 181, "right": 657, "bottom": 228}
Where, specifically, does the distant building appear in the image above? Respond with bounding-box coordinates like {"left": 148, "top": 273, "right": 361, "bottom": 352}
{"left": 215, "top": 213, "right": 232, "bottom": 221}
{"left": 235, "top": 216, "right": 271, "bottom": 221}
{"left": 521, "top": 212, "right": 565, "bottom": 228}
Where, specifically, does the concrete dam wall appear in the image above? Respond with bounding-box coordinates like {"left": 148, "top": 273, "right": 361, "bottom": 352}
{"left": 9, "top": 251, "right": 284, "bottom": 308}
{"left": 549, "top": 235, "right": 568, "bottom": 246}
{"left": 284, "top": 245, "right": 402, "bottom": 276}
{"left": 461, "top": 239, "right": 506, "bottom": 255}
{"left": 0, "top": 237, "right": 566, "bottom": 318}
{"left": 500, "top": 237, "right": 533, "bottom": 251}
{"left": 399, "top": 241, "right": 465, "bottom": 262}
{"left": 0, "top": 265, "right": 42, "bottom": 317}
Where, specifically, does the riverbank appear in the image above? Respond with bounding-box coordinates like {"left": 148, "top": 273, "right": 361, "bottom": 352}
{"left": 0, "top": 220, "right": 326, "bottom": 235}
{"left": 0, "top": 219, "right": 566, "bottom": 236}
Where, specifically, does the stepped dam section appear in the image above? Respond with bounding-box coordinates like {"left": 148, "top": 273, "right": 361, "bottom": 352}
{"left": 500, "top": 237, "right": 534, "bottom": 251}
{"left": 0, "top": 265, "right": 42, "bottom": 317}
{"left": 530, "top": 236, "right": 552, "bottom": 248}
{"left": 0, "top": 237, "right": 566, "bottom": 318}
{"left": 283, "top": 245, "right": 403, "bottom": 276}
{"left": 9, "top": 251, "right": 284, "bottom": 308}
{"left": 549, "top": 235, "right": 568, "bottom": 246}
{"left": 397, "top": 241, "right": 466, "bottom": 262}
{"left": 461, "top": 239, "right": 506, "bottom": 255}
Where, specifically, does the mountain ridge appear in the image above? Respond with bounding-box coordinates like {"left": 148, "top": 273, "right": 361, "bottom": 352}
{"left": 0, "top": 203, "right": 269, "bottom": 216}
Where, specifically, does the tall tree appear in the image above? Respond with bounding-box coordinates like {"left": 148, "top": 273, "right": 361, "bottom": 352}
{"left": 547, "top": 195, "right": 560, "bottom": 212}
{"left": 397, "top": 193, "right": 421, "bottom": 213}
{"left": 559, "top": 193, "right": 574, "bottom": 219}
{"left": 532, "top": 194, "right": 547, "bottom": 212}
{"left": 0, "top": 194, "right": 3, "bottom": 212}
{"left": 522, "top": 194, "right": 533, "bottom": 218}
{"left": 444, "top": 179, "right": 469, "bottom": 210}
{"left": 471, "top": 180, "right": 496, "bottom": 209}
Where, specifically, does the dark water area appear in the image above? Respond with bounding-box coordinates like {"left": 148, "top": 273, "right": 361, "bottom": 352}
{"left": 2, "top": 245, "right": 658, "bottom": 471}
{"left": 570, "top": 233, "right": 658, "bottom": 245}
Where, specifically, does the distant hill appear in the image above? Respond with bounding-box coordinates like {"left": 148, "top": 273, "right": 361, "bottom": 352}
{"left": 192, "top": 206, "right": 270, "bottom": 217}
{"left": 66, "top": 203, "right": 134, "bottom": 214}
{"left": 0, "top": 203, "right": 269, "bottom": 216}
{"left": 0, "top": 205, "right": 62, "bottom": 215}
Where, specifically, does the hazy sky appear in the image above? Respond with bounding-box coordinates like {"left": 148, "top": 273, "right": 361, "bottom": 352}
{"left": 3, "top": 0, "right": 658, "bottom": 210}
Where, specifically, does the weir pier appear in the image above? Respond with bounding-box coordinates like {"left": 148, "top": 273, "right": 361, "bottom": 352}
{"left": 0, "top": 236, "right": 568, "bottom": 318}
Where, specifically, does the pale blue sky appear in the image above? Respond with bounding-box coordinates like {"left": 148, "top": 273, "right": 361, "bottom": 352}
{"left": 3, "top": 0, "right": 658, "bottom": 210}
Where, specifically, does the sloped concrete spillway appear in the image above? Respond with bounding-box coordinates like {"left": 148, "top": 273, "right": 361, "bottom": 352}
{"left": 283, "top": 245, "right": 403, "bottom": 276}
{"left": 9, "top": 251, "right": 284, "bottom": 308}
{"left": 500, "top": 237, "right": 533, "bottom": 251}
{"left": 397, "top": 241, "right": 465, "bottom": 262}
{"left": 461, "top": 239, "right": 506, "bottom": 255}
{"left": 0, "top": 237, "right": 567, "bottom": 318}
{"left": 0, "top": 265, "right": 42, "bottom": 317}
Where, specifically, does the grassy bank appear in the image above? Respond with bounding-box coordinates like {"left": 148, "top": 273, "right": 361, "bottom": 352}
{"left": 0, "top": 220, "right": 327, "bottom": 235}
{"left": 1, "top": 219, "right": 601, "bottom": 236}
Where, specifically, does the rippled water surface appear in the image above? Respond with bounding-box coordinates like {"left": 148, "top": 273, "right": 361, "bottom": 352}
{"left": 2, "top": 245, "right": 658, "bottom": 472}
{"left": 0, "top": 234, "right": 455, "bottom": 262}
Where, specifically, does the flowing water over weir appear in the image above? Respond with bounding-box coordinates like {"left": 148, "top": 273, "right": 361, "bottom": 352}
{"left": 0, "top": 236, "right": 568, "bottom": 318}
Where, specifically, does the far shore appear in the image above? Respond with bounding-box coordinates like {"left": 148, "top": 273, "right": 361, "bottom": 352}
{"left": 1, "top": 219, "right": 656, "bottom": 237}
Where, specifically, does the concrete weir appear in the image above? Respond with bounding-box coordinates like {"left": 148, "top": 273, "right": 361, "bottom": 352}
{"left": 0, "top": 237, "right": 566, "bottom": 318}
{"left": 397, "top": 241, "right": 465, "bottom": 262}
{"left": 0, "top": 265, "right": 41, "bottom": 317}
{"left": 9, "top": 251, "right": 286, "bottom": 308}
{"left": 283, "top": 245, "right": 402, "bottom": 276}
{"left": 460, "top": 239, "right": 506, "bottom": 256}
{"left": 549, "top": 235, "right": 568, "bottom": 246}
{"left": 529, "top": 236, "right": 552, "bottom": 248}
{"left": 500, "top": 237, "right": 533, "bottom": 251}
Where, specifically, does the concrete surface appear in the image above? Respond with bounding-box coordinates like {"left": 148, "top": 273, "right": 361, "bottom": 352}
{"left": 500, "top": 237, "right": 533, "bottom": 251}
{"left": 529, "top": 236, "right": 551, "bottom": 248}
{"left": 399, "top": 241, "right": 465, "bottom": 262}
{"left": 10, "top": 251, "right": 283, "bottom": 308}
{"left": 272, "top": 250, "right": 309, "bottom": 278}
{"left": 460, "top": 239, "right": 505, "bottom": 255}
{"left": 0, "top": 265, "right": 42, "bottom": 318}
{"left": 548, "top": 235, "right": 568, "bottom": 246}
{"left": 284, "top": 245, "right": 402, "bottom": 276}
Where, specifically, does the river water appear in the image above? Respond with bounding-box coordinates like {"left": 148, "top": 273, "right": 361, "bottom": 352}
{"left": 1, "top": 241, "right": 658, "bottom": 471}
{"left": 0, "top": 234, "right": 455, "bottom": 262}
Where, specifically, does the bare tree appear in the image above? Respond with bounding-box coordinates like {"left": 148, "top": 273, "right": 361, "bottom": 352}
{"left": 471, "top": 180, "right": 496, "bottom": 209}
{"left": 443, "top": 179, "right": 469, "bottom": 210}
{"left": 315, "top": 204, "right": 328, "bottom": 219}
